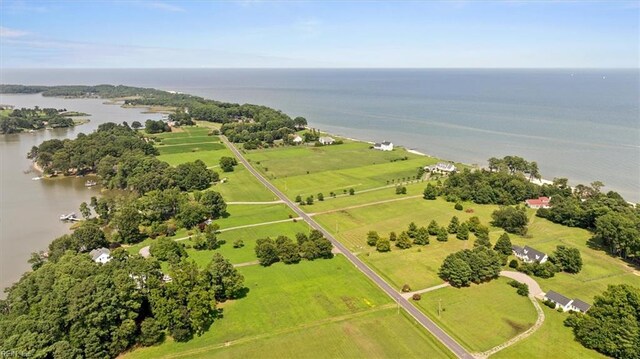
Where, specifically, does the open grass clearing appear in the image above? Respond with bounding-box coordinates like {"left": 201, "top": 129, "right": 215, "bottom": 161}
{"left": 245, "top": 142, "right": 429, "bottom": 178}
{"left": 151, "top": 308, "right": 456, "bottom": 359}
{"left": 415, "top": 277, "right": 538, "bottom": 352}
{"left": 215, "top": 203, "right": 297, "bottom": 229}
{"left": 183, "top": 221, "right": 310, "bottom": 266}
{"left": 158, "top": 136, "right": 220, "bottom": 145}
{"left": 210, "top": 165, "right": 277, "bottom": 202}
{"left": 123, "top": 256, "right": 410, "bottom": 358}
{"left": 157, "top": 148, "right": 235, "bottom": 167}
{"left": 493, "top": 305, "right": 605, "bottom": 359}
{"left": 269, "top": 158, "right": 430, "bottom": 200}
{"left": 156, "top": 142, "right": 225, "bottom": 155}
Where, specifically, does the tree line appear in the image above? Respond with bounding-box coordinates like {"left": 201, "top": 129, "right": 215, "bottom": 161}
{"left": 255, "top": 230, "right": 333, "bottom": 266}
{"left": 1, "top": 106, "right": 76, "bottom": 134}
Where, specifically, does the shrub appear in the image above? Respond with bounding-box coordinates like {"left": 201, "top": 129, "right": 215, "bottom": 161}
{"left": 543, "top": 299, "right": 557, "bottom": 309}
{"left": 454, "top": 202, "right": 463, "bottom": 211}
{"left": 233, "top": 239, "right": 244, "bottom": 248}
{"left": 140, "top": 318, "right": 164, "bottom": 346}
{"left": 509, "top": 259, "right": 519, "bottom": 269}
{"left": 401, "top": 284, "right": 411, "bottom": 292}
{"left": 412, "top": 293, "right": 422, "bottom": 301}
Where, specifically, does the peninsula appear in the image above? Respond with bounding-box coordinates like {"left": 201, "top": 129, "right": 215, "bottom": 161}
{"left": 0, "top": 84, "right": 638, "bottom": 359}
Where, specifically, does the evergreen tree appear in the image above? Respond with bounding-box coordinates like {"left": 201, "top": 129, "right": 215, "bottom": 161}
{"left": 448, "top": 216, "right": 460, "bottom": 234}
{"left": 414, "top": 227, "right": 430, "bottom": 245}
{"left": 427, "top": 220, "right": 439, "bottom": 235}
{"left": 396, "top": 232, "right": 413, "bottom": 249}
{"left": 493, "top": 233, "right": 513, "bottom": 256}
{"left": 437, "top": 226, "right": 449, "bottom": 242}
{"left": 456, "top": 223, "right": 469, "bottom": 240}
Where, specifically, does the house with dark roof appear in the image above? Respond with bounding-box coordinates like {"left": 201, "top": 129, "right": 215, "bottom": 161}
{"left": 512, "top": 245, "right": 548, "bottom": 264}
{"left": 544, "top": 290, "right": 592, "bottom": 313}
{"left": 373, "top": 141, "right": 393, "bottom": 151}
{"left": 525, "top": 196, "right": 551, "bottom": 209}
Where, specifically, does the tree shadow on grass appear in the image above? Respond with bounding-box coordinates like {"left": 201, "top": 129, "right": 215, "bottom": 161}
{"left": 586, "top": 236, "right": 640, "bottom": 271}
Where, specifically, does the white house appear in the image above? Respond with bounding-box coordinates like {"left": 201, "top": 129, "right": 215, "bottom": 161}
{"left": 319, "top": 136, "right": 335, "bottom": 145}
{"left": 426, "top": 162, "right": 457, "bottom": 174}
{"left": 292, "top": 135, "right": 303, "bottom": 144}
{"left": 512, "top": 245, "right": 548, "bottom": 264}
{"left": 544, "top": 290, "right": 592, "bottom": 313}
{"left": 373, "top": 141, "right": 393, "bottom": 151}
{"left": 89, "top": 247, "right": 112, "bottom": 264}
{"left": 525, "top": 196, "right": 551, "bottom": 209}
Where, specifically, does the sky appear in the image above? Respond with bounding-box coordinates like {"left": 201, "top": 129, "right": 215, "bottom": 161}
{"left": 0, "top": 0, "right": 638, "bottom": 68}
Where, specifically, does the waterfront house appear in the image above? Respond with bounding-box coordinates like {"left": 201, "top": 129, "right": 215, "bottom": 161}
{"left": 292, "top": 135, "right": 303, "bottom": 144}
{"left": 373, "top": 141, "right": 393, "bottom": 151}
{"left": 544, "top": 290, "right": 592, "bottom": 313}
{"left": 319, "top": 136, "right": 335, "bottom": 145}
{"left": 525, "top": 196, "right": 551, "bottom": 209}
{"left": 512, "top": 245, "right": 548, "bottom": 263}
{"left": 425, "top": 162, "right": 457, "bottom": 174}
{"left": 89, "top": 247, "right": 112, "bottom": 264}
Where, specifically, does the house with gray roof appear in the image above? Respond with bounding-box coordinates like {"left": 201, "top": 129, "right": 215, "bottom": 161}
{"left": 512, "top": 245, "right": 548, "bottom": 264}
{"left": 425, "top": 162, "right": 457, "bottom": 173}
{"left": 373, "top": 141, "right": 393, "bottom": 151}
{"left": 319, "top": 136, "right": 335, "bottom": 145}
{"left": 544, "top": 290, "right": 591, "bottom": 313}
{"left": 89, "top": 247, "right": 111, "bottom": 264}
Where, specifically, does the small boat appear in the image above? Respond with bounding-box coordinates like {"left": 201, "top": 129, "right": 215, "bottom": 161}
{"left": 85, "top": 180, "right": 97, "bottom": 187}
{"left": 32, "top": 177, "right": 41, "bottom": 181}
{"left": 59, "top": 212, "right": 78, "bottom": 221}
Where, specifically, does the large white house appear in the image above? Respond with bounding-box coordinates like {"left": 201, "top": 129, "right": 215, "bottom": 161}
{"left": 373, "top": 141, "right": 393, "bottom": 151}
{"left": 544, "top": 290, "right": 592, "bottom": 313}
{"left": 512, "top": 245, "right": 548, "bottom": 263}
{"left": 319, "top": 136, "right": 335, "bottom": 145}
{"left": 89, "top": 247, "right": 112, "bottom": 264}
{"left": 425, "top": 162, "right": 457, "bottom": 174}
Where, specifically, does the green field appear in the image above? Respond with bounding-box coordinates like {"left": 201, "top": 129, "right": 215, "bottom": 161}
{"left": 124, "top": 256, "right": 453, "bottom": 359}
{"left": 159, "top": 135, "right": 219, "bottom": 145}
{"left": 156, "top": 142, "right": 226, "bottom": 155}
{"left": 157, "top": 148, "right": 235, "bottom": 167}
{"left": 493, "top": 305, "right": 605, "bottom": 359}
{"left": 215, "top": 203, "right": 297, "bottom": 229}
{"left": 211, "top": 165, "right": 278, "bottom": 202}
{"left": 184, "top": 221, "right": 311, "bottom": 265}
{"left": 415, "top": 278, "right": 538, "bottom": 352}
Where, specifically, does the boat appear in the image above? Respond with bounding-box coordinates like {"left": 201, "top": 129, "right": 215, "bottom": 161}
{"left": 32, "top": 177, "right": 41, "bottom": 181}
{"left": 59, "top": 212, "right": 78, "bottom": 221}
{"left": 85, "top": 180, "right": 97, "bottom": 187}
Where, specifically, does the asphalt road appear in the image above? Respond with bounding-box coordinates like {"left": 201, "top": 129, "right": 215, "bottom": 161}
{"left": 222, "top": 137, "right": 474, "bottom": 359}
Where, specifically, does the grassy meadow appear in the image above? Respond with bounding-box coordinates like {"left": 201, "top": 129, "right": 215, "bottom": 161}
{"left": 124, "top": 256, "right": 453, "bottom": 359}
{"left": 414, "top": 278, "right": 538, "bottom": 352}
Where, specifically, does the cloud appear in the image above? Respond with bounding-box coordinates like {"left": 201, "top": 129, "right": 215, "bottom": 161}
{"left": 0, "top": 26, "right": 28, "bottom": 38}
{"left": 146, "top": 2, "right": 186, "bottom": 12}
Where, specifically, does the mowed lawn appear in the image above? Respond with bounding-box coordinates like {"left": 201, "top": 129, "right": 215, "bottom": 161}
{"left": 493, "top": 305, "right": 606, "bottom": 359}
{"left": 211, "top": 165, "right": 278, "bottom": 202}
{"left": 124, "top": 256, "right": 453, "bottom": 359}
{"left": 156, "top": 142, "right": 226, "bottom": 155}
{"left": 183, "top": 221, "right": 310, "bottom": 265}
{"left": 171, "top": 309, "right": 455, "bottom": 359}
{"left": 510, "top": 214, "right": 640, "bottom": 300}
{"left": 270, "top": 157, "right": 430, "bottom": 200}
{"left": 415, "top": 278, "right": 538, "bottom": 352}
{"left": 215, "top": 203, "right": 297, "bottom": 229}
{"left": 245, "top": 142, "right": 424, "bottom": 177}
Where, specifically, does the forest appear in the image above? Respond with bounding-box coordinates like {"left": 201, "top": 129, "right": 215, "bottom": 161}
{"left": 0, "top": 106, "right": 77, "bottom": 134}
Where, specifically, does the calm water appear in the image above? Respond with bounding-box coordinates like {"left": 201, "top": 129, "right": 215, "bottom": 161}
{"left": 0, "top": 94, "right": 163, "bottom": 292}
{"left": 1, "top": 68, "right": 638, "bottom": 291}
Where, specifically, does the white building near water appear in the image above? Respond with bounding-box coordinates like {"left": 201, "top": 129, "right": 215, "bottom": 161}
{"left": 292, "top": 135, "right": 303, "bottom": 144}
{"left": 89, "top": 247, "right": 112, "bottom": 264}
{"left": 373, "top": 141, "right": 393, "bottom": 151}
{"left": 426, "top": 162, "right": 457, "bottom": 173}
{"left": 319, "top": 136, "right": 335, "bottom": 145}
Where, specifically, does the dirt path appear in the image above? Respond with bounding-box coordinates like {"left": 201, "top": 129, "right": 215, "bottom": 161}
{"left": 233, "top": 260, "right": 259, "bottom": 268}
{"left": 401, "top": 283, "right": 451, "bottom": 299}
{"left": 308, "top": 195, "right": 422, "bottom": 216}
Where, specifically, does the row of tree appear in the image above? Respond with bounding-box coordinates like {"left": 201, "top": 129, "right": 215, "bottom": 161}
{"left": 255, "top": 230, "right": 333, "bottom": 266}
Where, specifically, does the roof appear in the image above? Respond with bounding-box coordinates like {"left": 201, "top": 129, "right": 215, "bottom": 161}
{"left": 545, "top": 290, "right": 572, "bottom": 306}
{"left": 89, "top": 247, "right": 110, "bottom": 260}
{"left": 374, "top": 142, "right": 382, "bottom": 147}
{"left": 512, "top": 245, "right": 524, "bottom": 256}
{"left": 571, "top": 298, "right": 591, "bottom": 312}
{"left": 525, "top": 197, "right": 551, "bottom": 206}
{"left": 319, "top": 136, "right": 334, "bottom": 142}
{"left": 523, "top": 245, "right": 547, "bottom": 261}
{"left": 381, "top": 141, "right": 392, "bottom": 146}
{"left": 434, "top": 162, "right": 457, "bottom": 171}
